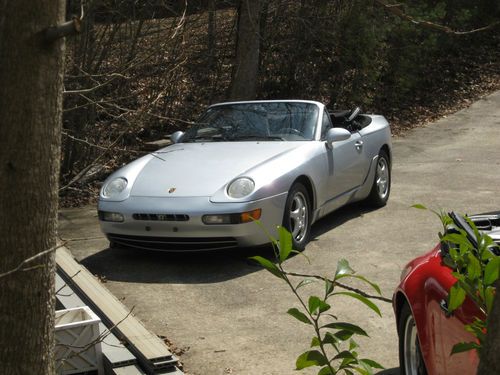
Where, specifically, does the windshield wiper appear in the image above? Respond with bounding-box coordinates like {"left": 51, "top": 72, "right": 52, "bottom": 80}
{"left": 185, "top": 134, "right": 227, "bottom": 142}
{"left": 185, "top": 134, "right": 285, "bottom": 142}
{"left": 230, "top": 135, "right": 285, "bottom": 141}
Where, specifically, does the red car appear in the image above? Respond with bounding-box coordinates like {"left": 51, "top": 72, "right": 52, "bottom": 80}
{"left": 393, "top": 211, "right": 500, "bottom": 375}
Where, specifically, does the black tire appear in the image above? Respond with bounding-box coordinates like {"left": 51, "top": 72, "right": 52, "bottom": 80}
{"left": 366, "top": 149, "right": 391, "bottom": 207}
{"left": 282, "top": 183, "right": 311, "bottom": 251}
{"left": 398, "top": 303, "right": 428, "bottom": 375}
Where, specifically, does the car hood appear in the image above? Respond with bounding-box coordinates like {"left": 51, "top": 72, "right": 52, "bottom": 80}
{"left": 130, "top": 142, "right": 303, "bottom": 198}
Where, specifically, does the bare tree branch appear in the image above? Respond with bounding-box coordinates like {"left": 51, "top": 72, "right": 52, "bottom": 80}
{"left": 63, "top": 73, "right": 128, "bottom": 95}
{"left": 55, "top": 270, "right": 81, "bottom": 296}
{"left": 60, "top": 236, "right": 106, "bottom": 242}
{"left": 59, "top": 129, "right": 130, "bottom": 192}
{"left": 374, "top": 0, "right": 500, "bottom": 35}
{"left": 170, "top": 0, "right": 188, "bottom": 40}
{"left": 0, "top": 243, "right": 67, "bottom": 279}
{"left": 44, "top": 17, "right": 81, "bottom": 43}
{"left": 62, "top": 130, "right": 140, "bottom": 154}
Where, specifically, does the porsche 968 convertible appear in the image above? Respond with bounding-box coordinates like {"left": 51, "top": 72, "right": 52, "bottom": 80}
{"left": 98, "top": 100, "right": 392, "bottom": 251}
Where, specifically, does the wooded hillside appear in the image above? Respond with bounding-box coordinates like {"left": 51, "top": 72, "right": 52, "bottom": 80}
{"left": 60, "top": 0, "right": 500, "bottom": 205}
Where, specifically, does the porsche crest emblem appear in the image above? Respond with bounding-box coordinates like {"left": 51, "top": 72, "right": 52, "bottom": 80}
{"left": 168, "top": 187, "right": 176, "bottom": 194}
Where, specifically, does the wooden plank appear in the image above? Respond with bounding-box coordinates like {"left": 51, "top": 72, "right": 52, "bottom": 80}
{"left": 100, "top": 327, "right": 138, "bottom": 369}
{"left": 112, "top": 364, "right": 184, "bottom": 375}
{"left": 56, "top": 274, "right": 139, "bottom": 372}
{"left": 56, "top": 247, "right": 180, "bottom": 374}
{"left": 112, "top": 365, "right": 147, "bottom": 375}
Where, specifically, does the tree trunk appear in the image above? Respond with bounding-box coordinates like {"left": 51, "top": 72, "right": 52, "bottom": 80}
{"left": 477, "top": 279, "right": 500, "bottom": 374}
{"left": 229, "top": 0, "right": 261, "bottom": 100}
{"left": 258, "top": 0, "right": 269, "bottom": 71}
{"left": 208, "top": 0, "right": 216, "bottom": 70}
{"left": 0, "top": 1, "right": 66, "bottom": 374}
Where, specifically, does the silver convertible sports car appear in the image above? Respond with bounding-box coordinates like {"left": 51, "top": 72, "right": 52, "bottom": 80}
{"left": 98, "top": 100, "right": 392, "bottom": 251}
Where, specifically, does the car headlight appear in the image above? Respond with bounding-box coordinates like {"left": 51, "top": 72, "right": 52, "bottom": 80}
{"left": 227, "top": 177, "right": 255, "bottom": 198}
{"left": 102, "top": 177, "right": 128, "bottom": 198}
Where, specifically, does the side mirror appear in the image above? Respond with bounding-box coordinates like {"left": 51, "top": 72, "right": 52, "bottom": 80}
{"left": 170, "top": 131, "right": 184, "bottom": 144}
{"left": 325, "top": 128, "right": 351, "bottom": 148}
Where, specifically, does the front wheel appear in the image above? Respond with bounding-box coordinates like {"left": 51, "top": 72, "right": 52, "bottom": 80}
{"left": 399, "top": 303, "right": 427, "bottom": 375}
{"left": 282, "top": 183, "right": 311, "bottom": 251}
{"left": 366, "top": 149, "right": 391, "bottom": 207}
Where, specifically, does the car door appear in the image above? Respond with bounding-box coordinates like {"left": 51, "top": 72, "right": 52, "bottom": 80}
{"left": 425, "top": 262, "right": 480, "bottom": 375}
{"left": 321, "top": 111, "right": 370, "bottom": 204}
{"left": 329, "top": 132, "right": 367, "bottom": 195}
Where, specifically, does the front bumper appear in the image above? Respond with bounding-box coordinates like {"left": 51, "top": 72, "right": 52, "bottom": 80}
{"left": 98, "top": 193, "right": 287, "bottom": 251}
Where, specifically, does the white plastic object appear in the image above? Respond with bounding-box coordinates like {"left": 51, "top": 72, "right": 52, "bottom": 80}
{"left": 55, "top": 306, "right": 103, "bottom": 374}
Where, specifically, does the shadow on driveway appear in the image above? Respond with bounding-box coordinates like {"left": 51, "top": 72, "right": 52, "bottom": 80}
{"left": 80, "top": 202, "right": 380, "bottom": 284}
{"left": 79, "top": 244, "right": 278, "bottom": 284}
{"left": 311, "top": 202, "right": 379, "bottom": 240}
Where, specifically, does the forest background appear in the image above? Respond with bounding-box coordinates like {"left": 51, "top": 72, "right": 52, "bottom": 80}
{"left": 60, "top": 0, "right": 500, "bottom": 206}
{"left": 1, "top": 1, "right": 500, "bottom": 373}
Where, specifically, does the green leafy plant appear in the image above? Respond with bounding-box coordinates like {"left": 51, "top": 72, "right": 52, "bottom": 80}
{"left": 413, "top": 204, "right": 499, "bottom": 355}
{"left": 250, "top": 225, "right": 386, "bottom": 375}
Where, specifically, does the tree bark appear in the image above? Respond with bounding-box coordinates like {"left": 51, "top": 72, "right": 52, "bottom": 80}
{"left": 477, "top": 279, "right": 500, "bottom": 374}
{"left": 229, "top": 0, "right": 261, "bottom": 100}
{"left": 0, "top": 1, "right": 66, "bottom": 374}
{"left": 208, "top": 0, "right": 216, "bottom": 70}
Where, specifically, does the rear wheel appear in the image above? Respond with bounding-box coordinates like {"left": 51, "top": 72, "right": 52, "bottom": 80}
{"left": 282, "top": 183, "right": 311, "bottom": 251}
{"left": 399, "top": 303, "right": 427, "bottom": 375}
{"left": 366, "top": 149, "right": 391, "bottom": 207}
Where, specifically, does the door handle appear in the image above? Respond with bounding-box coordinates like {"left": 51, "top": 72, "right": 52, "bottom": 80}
{"left": 355, "top": 141, "right": 363, "bottom": 150}
{"left": 440, "top": 299, "right": 454, "bottom": 318}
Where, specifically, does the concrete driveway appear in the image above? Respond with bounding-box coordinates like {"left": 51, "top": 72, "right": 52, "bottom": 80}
{"left": 59, "top": 91, "right": 500, "bottom": 375}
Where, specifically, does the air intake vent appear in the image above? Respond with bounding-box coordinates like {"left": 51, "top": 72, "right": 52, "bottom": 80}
{"left": 132, "top": 213, "right": 189, "bottom": 221}
{"left": 107, "top": 233, "right": 238, "bottom": 251}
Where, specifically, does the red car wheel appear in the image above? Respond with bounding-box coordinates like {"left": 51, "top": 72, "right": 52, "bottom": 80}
{"left": 399, "top": 303, "right": 427, "bottom": 375}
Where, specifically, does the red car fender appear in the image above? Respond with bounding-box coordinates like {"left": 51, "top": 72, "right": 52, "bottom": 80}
{"left": 393, "top": 244, "right": 445, "bottom": 375}
{"left": 394, "top": 243, "right": 483, "bottom": 375}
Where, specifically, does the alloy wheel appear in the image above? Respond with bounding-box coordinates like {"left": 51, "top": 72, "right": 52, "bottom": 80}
{"left": 376, "top": 156, "right": 389, "bottom": 200}
{"left": 403, "top": 314, "right": 425, "bottom": 375}
{"left": 289, "top": 191, "right": 308, "bottom": 242}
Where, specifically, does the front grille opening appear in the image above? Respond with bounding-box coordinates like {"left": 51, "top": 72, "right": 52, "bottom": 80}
{"left": 107, "top": 233, "right": 238, "bottom": 251}
{"left": 133, "top": 213, "right": 190, "bottom": 222}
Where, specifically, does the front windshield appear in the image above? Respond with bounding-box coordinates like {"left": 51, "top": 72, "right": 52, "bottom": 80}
{"left": 182, "top": 102, "right": 319, "bottom": 142}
